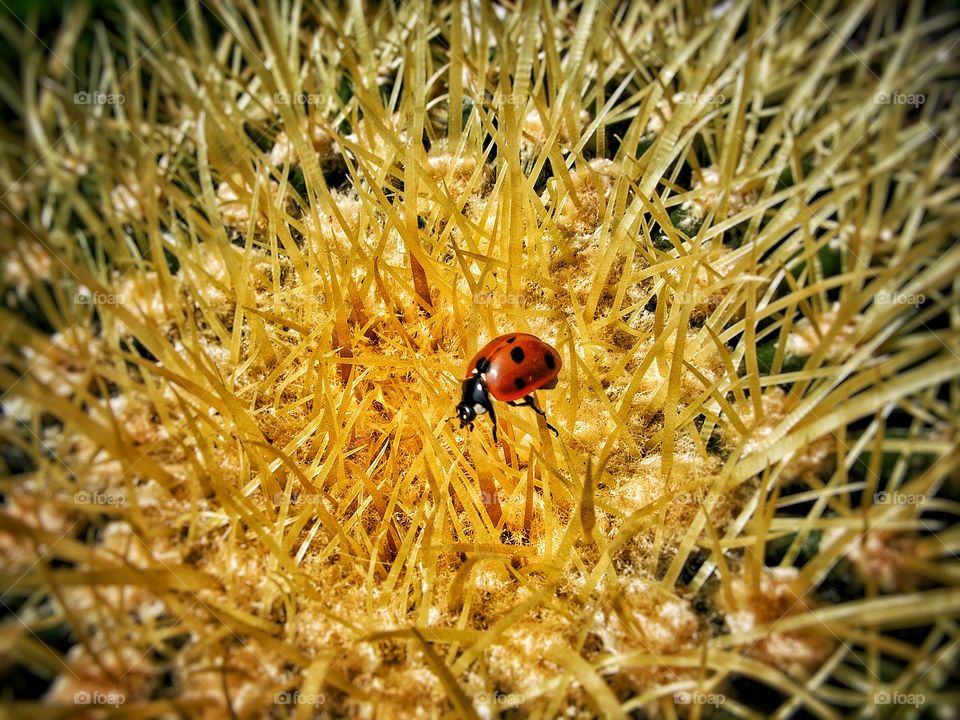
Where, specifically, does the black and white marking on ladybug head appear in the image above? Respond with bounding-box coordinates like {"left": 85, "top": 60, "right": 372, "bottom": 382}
{"left": 456, "top": 376, "right": 491, "bottom": 428}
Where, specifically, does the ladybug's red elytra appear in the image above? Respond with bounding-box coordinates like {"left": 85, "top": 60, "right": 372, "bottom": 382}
{"left": 455, "top": 333, "right": 561, "bottom": 443}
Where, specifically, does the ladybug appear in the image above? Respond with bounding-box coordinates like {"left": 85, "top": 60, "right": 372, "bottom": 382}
{"left": 455, "top": 333, "right": 561, "bottom": 443}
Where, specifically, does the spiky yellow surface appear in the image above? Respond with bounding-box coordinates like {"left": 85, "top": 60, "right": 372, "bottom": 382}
{"left": 1, "top": 2, "right": 959, "bottom": 718}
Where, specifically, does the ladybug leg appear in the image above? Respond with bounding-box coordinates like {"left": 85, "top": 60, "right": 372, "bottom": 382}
{"left": 508, "top": 395, "right": 559, "bottom": 437}
{"left": 487, "top": 400, "right": 498, "bottom": 444}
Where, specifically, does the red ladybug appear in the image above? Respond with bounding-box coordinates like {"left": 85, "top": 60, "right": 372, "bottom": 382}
{"left": 455, "top": 333, "right": 561, "bottom": 443}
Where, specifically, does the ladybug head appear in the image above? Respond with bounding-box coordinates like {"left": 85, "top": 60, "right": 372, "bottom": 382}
{"left": 456, "top": 402, "right": 476, "bottom": 429}
{"left": 456, "top": 376, "right": 489, "bottom": 430}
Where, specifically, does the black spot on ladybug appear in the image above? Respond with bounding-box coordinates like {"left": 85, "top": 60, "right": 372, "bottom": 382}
{"left": 544, "top": 352, "right": 556, "bottom": 370}
{"left": 476, "top": 357, "right": 491, "bottom": 373}
{"left": 506, "top": 336, "right": 517, "bottom": 343}
{"left": 510, "top": 347, "right": 525, "bottom": 363}
{"left": 514, "top": 377, "right": 527, "bottom": 390}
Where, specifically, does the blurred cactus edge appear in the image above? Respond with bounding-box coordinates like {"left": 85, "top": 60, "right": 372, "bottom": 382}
{"left": 0, "top": 1, "right": 958, "bottom": 718}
